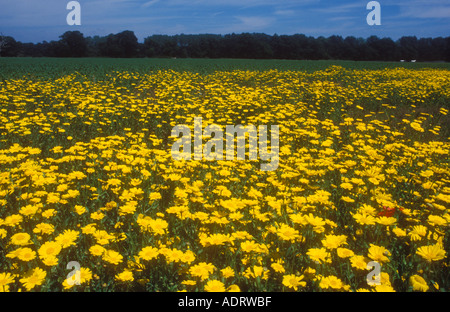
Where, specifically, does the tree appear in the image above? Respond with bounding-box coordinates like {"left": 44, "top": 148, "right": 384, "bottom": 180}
{"left": 366, "top": 36, "right": 398, "bottom": 61}
{"left": 0, "top": 33, "right": 5, "bottom": 56}
{"left": 398, "top": 36, "right": 418, "bottom": 61}
{"left": 116, "top": 30, "right": 139, "bottom": 58}
{"left": 0, "top": 34, "right": 21, "bottom": 57}
{"left": 2, "top": 30, "right": 449, "bottom": 61}
{"left": 99, "top": 31, "right": 139, "bottom": 58}
{"left": 60, "top": 31, "right": 88, "bottom": 57}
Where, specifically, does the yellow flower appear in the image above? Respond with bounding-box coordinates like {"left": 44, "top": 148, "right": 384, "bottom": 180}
{"left": 181, "top": 280, "right": 197, "bottom": 286}
{"left": 375, "top": 284, "right": 395, "bottom": 292}
{"left": 189, "top": 262, "right": 216, "bottom": 280}
{"left": 10, "top": 233, "right": 32, "bottom": 246}
{"left": 55, "top": 230, "right": 79, "bottom": 248}
{"left": 368, "top": 244, "right": 390, "bottom": 263}
{"left": 118, "top": 200, "right": 138, "bottom": 216}
{"left": 276, "top": 224, "right": 301, "bottom": 242}
{"left": 180, "top": 250, "right": 196, "bottom": 264}
{"left": 42, "top": 256, "right": 59, "bottom": 267}
{"left": 20, "top": 268, "right": 46, "bottom": 291}
{"left": 376, "top": 216, "right": 397, "bottom": 226}
{"left": 10, "top": 247, "right": 37, "bottom": 262}
{"left": 204, "top": 280, "right": 226, "bottom": 292}
{"left": 306, "top": 248, "right": 331, "bottom": 264}
{"left": 3, "top": 214, "right": 23, "bottom": 227}
{"left": 227, "top": 284, "right": 241, "bottom": 292}
{"left": 337, "top": 248, "right": 354, "bottom": 258}
{"left": 427, "top": 215, "right": 447, "bottom": 227}
{"left": 270, "top": 260, "right": 285, "bottom": 273}
{"left": 410, "top": 122, "right": 424, "bottom": 132}
{"left": 392, "top": 227, "right": 406, "bottom": 237}
{"left": 90, "top": 211, "right": 105, "bottom": 220}
{"left": 321, "top": 234, "right": 347, "bottom": 249}
{"left": 138, "top": 246, "right": 159, "bottom": 261}
{"left": 243, "top": 266, "right": 269, "bottom": 280}
{"left": 319, "top": 275, "right": 345, "bottom": 290}
{"left": 0, "top": 273, "right": 15, "bottom": 292}
{"left": 102, "top": 249, "right": 123, "bottom": 265}
{"left": 74, "top": 205, "right": 86, "bottom": 215}
{"left": 282, "top": 274, "right": 306, "bottom": 291}
{"left": 38, "top": 241, "right": 62, "bottom": 259}
{"left": 89, "top": 244, "right": 105, "bottom": 257}
{"left": 41, "top": 208, "right": 56, "bottom": 219}
{"left": 350, "top": 255, "right": 368, "bottom": 270}
{"left": 221, "top": 267, "right": 235, "bottom": 279}
{"left": 409, "top": 275, "right": 429, "bottom": 292}
{"left": 409, "top": 225, "right": 427, "bottom": 241}
{"left": 75, "top": 268, "right": 93, "bottom": 285}
{"left": 353, "top": 212, "right": 376, "bottom": 225}
{"left": 416, "top": 244, "right": 446, "bottom": 262}
{"left": 115, "top": 270, "right": 134, "bottom": 282}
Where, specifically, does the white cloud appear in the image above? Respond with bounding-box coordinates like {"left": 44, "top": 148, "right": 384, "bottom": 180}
{"left": 142, "top": 0, "right": 160, "bottom": 8}
{"left": 313, "top": 1, "right": 368, "bottom": 14}
{"left": 401, "top": 6, "right": 450, "bottom": 18}
{"left": 274, "top": 10, "right": 296, "bottom": 16}
{"left": 235, "top": 16, "right": 275, "bottom": 29}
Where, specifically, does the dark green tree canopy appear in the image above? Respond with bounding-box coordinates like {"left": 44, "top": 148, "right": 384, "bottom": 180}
{"left": 1, "top": 31, "right": 449, "bottom": 62}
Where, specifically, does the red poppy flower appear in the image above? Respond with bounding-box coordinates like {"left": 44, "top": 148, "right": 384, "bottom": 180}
{"left": 378, "top": 206, "right": 403, "bottom": 217}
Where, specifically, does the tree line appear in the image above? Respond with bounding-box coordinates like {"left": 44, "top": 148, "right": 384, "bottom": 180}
{"left": 1, "top": 30, "right": 449, "bottom": 61}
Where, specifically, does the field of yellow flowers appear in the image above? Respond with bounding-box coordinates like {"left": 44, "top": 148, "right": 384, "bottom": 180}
{"left": 0, "top": 62, "right": 449, "bottom": 292}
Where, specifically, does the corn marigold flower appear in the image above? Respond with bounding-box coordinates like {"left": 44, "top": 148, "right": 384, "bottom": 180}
{"left": 227, "top": 284, "right": 241, "bottom": 292}
{"left": 63, "top": 267, "right": 93, "bottom": 289}
{"left": 10, "top": 233, "right": 32, "bottom": 246}
{"left": 189, "top": 262, "right": 215, "bottom": 281}
{"left": 409, "top": 275, "right": 429, "bottom": 292}
{"left": 375, "top": 284, "right": 395, "bottom": 292}
{"left": 102, "top": 249, "right": 123, "bottom": 265}
{"left": 276, "top": 224, "right": 301, "bottom": 242}
{"left": 38, "top": 241, "right": 62, "bottom": 259}
{"left": 139, "top": 246, "right": 159, "bottom": 261}
{"left": 282, "top": 274, "right": 306, "bottom": 291}
{"left": 115, "top": 269, "right": 134, "bottom": 282}
{"left": 306, "top": 248, "right": 331, "bottom": 264}
{"left": 350, "top": 255, "right": 368, "bottom": 270}
{"left": 319, "top": 275, "right": 344, "bottom": 290}
{"left": 0, "top": 229, "right": 6, "bottom": 239}
{"left": 416, "top": 244, "right": 446, "bottom": 262}
{"left": 270, "top": 259, "right": 285, "bottom": 273}
{"left": 8, "top": 247, "right": 36, "bottom": 262}
{"left": 4, "top": 214, "right": 23, "bottom": 227}
{"left": 20, "top": 267, "right": 46, "bottom": 291}
{"left": 204, "top": 280, "right": 226, "bottom": 292}
{"left": 55, "top": 230, "right": 79, "bottom": 248}
{"left": 337, "top": 248, "right": 354, "bottom": 258}
{"left": 368, "top": 244, "right": 390, "bottom": 263}
{"left": 243, "top": 266, "right": 269, "bottom": 280}
{"left": 181, "top": 280, "right": 197, "bottom": 286}
{"left": 321, "top": 234, "right": 347, "bottom": 249}
{"left": 221, "top": 267, "right": 235, "bottom": 279}
{"left": 392, "top": 227, "right": 407, "bottom": 237}
{"left": 89, "top": 244, "right": 106, "bottom": 256}
{"left": 409, "top": 225, "right": 427, "bottom": 241}
{"left": 33, "top": 223, "right": 55, "bottom": 235}
{"left": 353, "top": 212, "right": 376, "bottom": 225}
{"left": 0, "top": 273, "right": 15, "bottom": 292}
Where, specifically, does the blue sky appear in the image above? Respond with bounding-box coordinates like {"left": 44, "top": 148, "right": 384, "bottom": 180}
{"left": 1, "top": 0, "right": 449, "bottom": 43}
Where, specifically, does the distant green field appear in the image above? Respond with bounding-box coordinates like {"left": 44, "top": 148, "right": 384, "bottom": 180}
{"left": 1, "top": 57, "right": 449, "bottom": 79}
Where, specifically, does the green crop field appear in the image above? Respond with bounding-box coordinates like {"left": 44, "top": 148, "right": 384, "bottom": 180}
{"left": 1, "top": 57, "right": 450, "bottom": 79}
